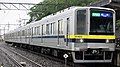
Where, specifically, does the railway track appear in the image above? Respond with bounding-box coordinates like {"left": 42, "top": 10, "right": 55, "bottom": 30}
{"left": 9, "top": 45, "right": 116, "bottom": 67}
{"left": 0, "top": 49, "right": 23, "bottom": 67}
{"left": 1, "top": 43, "right": 72, "bottom": 67}
{"left": 0, "top": 42, "right": 116, "bottom": 67}
{"left": 10, "top": 46, "right": 72, "bottom": 67}
{"left": 4, "top": 43, "right": 72, "bottom": 67}
{"left": 0, "top": 45, "right": 43, "bottom": 67}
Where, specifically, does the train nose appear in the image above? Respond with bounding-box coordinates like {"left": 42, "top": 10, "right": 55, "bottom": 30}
{"left": 87, "top": 43, "right": 115, "bottom": 51}
{"left": 92, "top": 50, "right": 99, "bottom": 54}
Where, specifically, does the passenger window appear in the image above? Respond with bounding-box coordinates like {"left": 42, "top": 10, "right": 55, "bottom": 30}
{"left": 46, "top": 24, "right": 50, "bottom": 35}
{"left": 34, "top": 27, "right": 37, "bottom": 35}
{"left": 58, "top": 19, "right": 63, "bottom": 34}
{"left": 50, "top": 23, "right": 52, "bottom": 34}
{"left": 37, "top": 26, "right": 40, "bottom": 35}
{"left": 31, "top": 28, "right": 33, "bottom": 36}
{"left": 43, "top": 25, "right": 46, "bottom": 35}
{"left": 53, "top": 22, "right": 56, "bottom": 34}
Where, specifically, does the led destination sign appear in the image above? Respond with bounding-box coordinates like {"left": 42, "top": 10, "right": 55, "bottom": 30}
{"left": 92, "top": 12, "right": 112, "bottom": 18}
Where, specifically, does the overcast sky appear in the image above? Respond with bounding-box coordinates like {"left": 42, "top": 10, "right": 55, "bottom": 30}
{"left": 0, "top": 0, "right": 43, "bottom": 3}
{"left": 0, "top": 0, "right": 43, "bottom": 34}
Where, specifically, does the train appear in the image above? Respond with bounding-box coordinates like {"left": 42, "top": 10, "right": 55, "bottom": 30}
{"left": 4, "top": 6, "right": 116, "bottom": 63}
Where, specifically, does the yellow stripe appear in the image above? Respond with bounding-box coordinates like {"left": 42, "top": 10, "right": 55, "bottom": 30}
{"left": 65, "top": 35, "right": 115, "bottom": 39}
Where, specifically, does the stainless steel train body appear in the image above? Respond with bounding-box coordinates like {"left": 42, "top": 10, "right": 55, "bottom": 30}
{"left": 4, "top": 7, "right": 116, "bottom": 63}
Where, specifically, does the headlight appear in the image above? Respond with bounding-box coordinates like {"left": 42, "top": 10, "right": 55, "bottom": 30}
{"left": 106, "top": 39, "right": 109, "bottom": 43}
{"left": 80, "top": 39, "right": 84, "bottom": 43}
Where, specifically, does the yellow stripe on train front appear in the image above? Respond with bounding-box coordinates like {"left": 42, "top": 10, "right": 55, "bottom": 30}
{"left": 65, "top": 35, "right": 115, "bottom": 39}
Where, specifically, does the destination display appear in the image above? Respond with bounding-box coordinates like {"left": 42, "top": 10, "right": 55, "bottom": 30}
{"left": 92, "top": 12, "right": 112, "bottom": 18}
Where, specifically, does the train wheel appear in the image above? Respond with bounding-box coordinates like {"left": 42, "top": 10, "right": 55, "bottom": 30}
{"left": 41, "top": 48, "right": 44, "bottom": 54}
{"left": 53, "top": 49, "right": 58, "bottom": 57}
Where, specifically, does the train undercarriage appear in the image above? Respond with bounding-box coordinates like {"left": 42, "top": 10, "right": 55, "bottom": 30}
{"left": 5, "top": 41, "right": 114, "bottom": 63}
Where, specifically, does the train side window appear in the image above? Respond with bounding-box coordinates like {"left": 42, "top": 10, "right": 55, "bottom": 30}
{"left": 24, "top": 30, "right": 25, "bottom": 36}
{"left": 53, "top": 22, "right": 56, "bottom": 34}
{"left": 27, "top": 29, "right": 29, "bottom": 36}
{"left": 26, "top": 29, "right": 28, "bottom": 36}
{"left": 60, "top": 19, "right": 64, "bottom": 34}
{"left": 16, "top": 32, "right": 18, "bottom": 37}
{"left": 46, "top": 24, "right": 50, "bottom": 35}
{"left": 35, "top": 27, "right": 37, "bottom": 35}
{"left": 36, "top": 27, "right": 38, "bottom": 35}
{"left": 17, "top": 32, "right": 18, "bottom": 36}
{"left": 34, "top": 27, "right": 36, "bottom": 35}
{"left": 31, "top": 27, "right": 34, "bottom": 36}
{"left": 22, "top": 30, "right": 23, "bottom": 36}
{"left": 51, "top": 23, "right": 53, "bottom": 34}
{"left": 58, "top": 19, "right": 63, "bottom": 34}
{"left": 34, "top": 27, "right": 37, "bottom": 35}
{"left": 21, "top": 30, "right": 23, "bottom": 36}
{"left": 42, "top": 25, "right": 43, "bottom": 35}
{"left": 29, "top": 29, "right": 31, "bottom": 36}
{"left": 49, "top": 23, "right": 52, "bottom": 35}
{"left": 23, "top": 30, "right": 25, "bottom": 36}
{"left": 32, "top": 28, "right": 34, "bottom": 35}
{"left": 33, "top": 27, "right": 35, "bottom": 35}
{"left": 32, "top": 27, "right": 33, "bottom": 36}
{"left": 30, "top": 28, "right": 32, "bottom": 36}
{"left": 39, "top": 26, "right": 41, "bottom": 35}
{"left": 14, "top": 32, "right": 16, "bottom": 38}
{"left": 28, "top": 29, "right": 30, "bottom": 36}
{"left": 29, "top": 28, "right": 31, "bottom": 36}
{"left": 24, "top": 30, "right": 26, "bottom": 36}
{"left": 37, "top": 26, "right": 40, "bottom": 35}
{"left": 18, "top": 31, "right": 20, "bottom": 36}
{"left": 43, "top": 24, "right": 46, "bottom": 35}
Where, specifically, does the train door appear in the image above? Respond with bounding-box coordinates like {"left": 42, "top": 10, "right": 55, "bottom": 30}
{"left": 66, "top": 18, "right": 70, "bottom": 46}
{"left": 58, "top": 19, "right": 64, "bottom": 45}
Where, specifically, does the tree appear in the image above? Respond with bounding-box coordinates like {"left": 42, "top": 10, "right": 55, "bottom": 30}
{"left": 116, "top": 20, "right": 120, "bottom": 30}
{"left": 27, "top": 0, "right": 99, "bottom": 23}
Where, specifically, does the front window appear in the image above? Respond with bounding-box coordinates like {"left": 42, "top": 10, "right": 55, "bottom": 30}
{"left": 77, "top": 10, "right": 87, "bottom": 34}
{"left": 90, "top": 9, "right": 114, "bottom": 35}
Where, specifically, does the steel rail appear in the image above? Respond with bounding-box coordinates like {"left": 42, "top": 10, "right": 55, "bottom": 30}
{"left": 0, "top": 49, "right": 23, "bottom": 67}
{"left": 4, "top": 46, "right": 43, "bottom": 67}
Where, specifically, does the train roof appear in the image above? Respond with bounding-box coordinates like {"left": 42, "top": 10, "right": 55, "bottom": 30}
{"left": 5, "top": 6, "right": 115, "bottom": 34}
{"left": 41, "top": 6, "right": 114, "bottom": 20}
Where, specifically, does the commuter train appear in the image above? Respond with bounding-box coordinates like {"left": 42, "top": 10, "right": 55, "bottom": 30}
{"left": 4, "top": 6, "right": 116, "bottom": 63}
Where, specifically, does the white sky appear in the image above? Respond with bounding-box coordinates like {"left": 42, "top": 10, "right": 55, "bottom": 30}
{"left": 0, "top": 0, "right": 43, "bottom": 35}
{"left": 0, "top": 0, "right": 43, "bottom": 3}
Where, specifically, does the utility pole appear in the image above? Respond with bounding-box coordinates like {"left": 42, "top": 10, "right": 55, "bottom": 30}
{"left": 22, "top": 19, "right": 28, "bottom": 26}
{"left": 0, "top": 23, "right": 19, "bottom": 35}
{"left": 8, "top": 22, "right": 10, "bottom": 31}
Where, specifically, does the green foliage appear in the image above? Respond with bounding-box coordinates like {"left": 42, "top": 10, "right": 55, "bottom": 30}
{"left": 116, "top": 20, "right": 120, "bottom": 30}
{"left": 28, "top": 0, "right": 99, "bottom": 23}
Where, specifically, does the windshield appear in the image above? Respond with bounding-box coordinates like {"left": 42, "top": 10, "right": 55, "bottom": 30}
{"left": 90, "top": 9, "right": 114, "bottom": 35}
{"left": 76, "top": 10, "right": 87, "bottom": 34}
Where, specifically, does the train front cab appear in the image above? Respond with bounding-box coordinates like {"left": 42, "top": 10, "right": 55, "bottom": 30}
{"left": 69, "top": 7, "right": 115, "bottom": 63}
